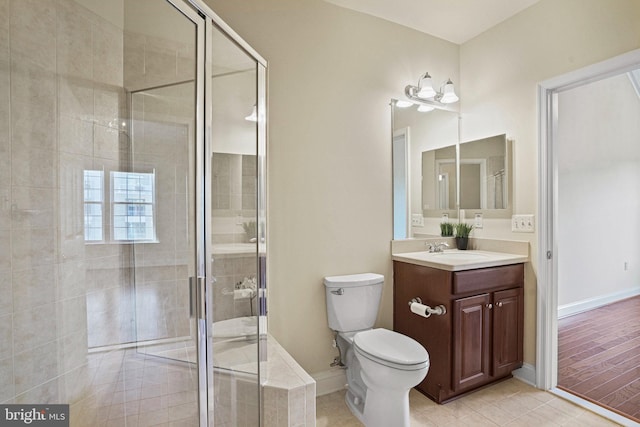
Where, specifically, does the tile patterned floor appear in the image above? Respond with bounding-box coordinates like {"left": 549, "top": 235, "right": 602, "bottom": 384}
{"left": 316, "top": 378, "right": 622, "bottom": 426}
{"left": 71, "top": 349, "right": 200, "bottom": 427}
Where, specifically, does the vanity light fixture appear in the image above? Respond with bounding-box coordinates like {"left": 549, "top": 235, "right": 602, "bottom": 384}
{"left": 245, "top": 104, "right": 257, "bottom": 122}
{"left": 405, "top": 71, "right": 459, "bottom": 106}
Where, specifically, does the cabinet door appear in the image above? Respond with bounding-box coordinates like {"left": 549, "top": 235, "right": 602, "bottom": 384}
{"left": 453, "top": 293, "right": 491, "bottom": 391}
{"left": 493, "top": 288, "right": 524, "bottom": 377}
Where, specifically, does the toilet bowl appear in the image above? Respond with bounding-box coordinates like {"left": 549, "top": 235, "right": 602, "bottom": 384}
{"left": 324, "top": 273, "right": 429, "bottom": 426}
{"left": 354, "top": 328, "right": 429, "bottom": 427}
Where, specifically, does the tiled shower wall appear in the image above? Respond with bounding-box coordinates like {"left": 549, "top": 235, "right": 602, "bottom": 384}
{"left": 0, "top": 0, "right": 126, "bottom": 404}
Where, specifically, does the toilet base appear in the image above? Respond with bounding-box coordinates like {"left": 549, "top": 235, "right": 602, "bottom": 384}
{"left": 344, "top": 389, "right": 366, "bottom": 425}
{"left": 361, "top": 387, "right": 411, "bottom": 427}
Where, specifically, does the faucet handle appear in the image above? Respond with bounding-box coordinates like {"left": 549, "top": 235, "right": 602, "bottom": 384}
{"left": 427, "top": 241, "right": 449, "bottom": 253}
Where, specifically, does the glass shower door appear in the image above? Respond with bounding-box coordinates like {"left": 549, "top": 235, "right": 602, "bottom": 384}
{"left": 124, "top": 0, "right": 207, "bottom": 425}
{"left": 207, "top": 21, "right": 267, "bottom": 426}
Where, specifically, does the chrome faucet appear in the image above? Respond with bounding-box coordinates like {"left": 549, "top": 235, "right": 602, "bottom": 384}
{"left": 427, "top": 242, "right": 449, "bottom": 253}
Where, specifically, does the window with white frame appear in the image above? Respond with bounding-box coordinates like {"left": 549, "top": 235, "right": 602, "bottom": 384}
{"left": 111, "top": 171, "right": 156, "bottom": 241}
{"left": 83, "top": 170, "right": 104, "bottom": 241}
{"left": 83, "top": 170, "right": 157, "bottom": 243}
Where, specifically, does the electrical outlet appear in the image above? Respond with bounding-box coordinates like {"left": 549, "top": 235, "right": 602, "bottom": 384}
{"left": 474, "top": 213, "right": 483, "bottom": 229}
{"left": 512, "top": 214, "right": 535, "bottom": 232}
{"left": 411, "top": 214, "right": 424, "bottom": 227}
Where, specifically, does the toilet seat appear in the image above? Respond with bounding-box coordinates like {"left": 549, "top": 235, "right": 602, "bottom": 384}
{"left": 353, "top": 328, "right": 429, "bottom": 371}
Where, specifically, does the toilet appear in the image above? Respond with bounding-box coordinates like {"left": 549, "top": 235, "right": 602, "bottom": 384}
{"left": 324, "top": 273, "right": 429, "bottom": 427}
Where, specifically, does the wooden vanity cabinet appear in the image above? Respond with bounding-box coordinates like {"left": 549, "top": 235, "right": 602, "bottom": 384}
{"left": 393, "top": 261, "right": 524, "bottom": 403}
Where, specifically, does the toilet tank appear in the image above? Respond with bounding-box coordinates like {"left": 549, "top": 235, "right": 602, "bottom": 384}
{"left": 324, "top": 273, "right": 384, "bottom": 332}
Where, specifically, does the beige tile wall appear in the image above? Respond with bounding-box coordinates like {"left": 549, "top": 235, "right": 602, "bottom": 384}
{"left": 2, "top": 0, "right": 109, "bottom": 405}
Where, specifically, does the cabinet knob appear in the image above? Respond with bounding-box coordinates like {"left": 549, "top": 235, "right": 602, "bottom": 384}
{"left": 486, "top": 303, "right": 493, "bottom": 309}
{"left": 497, "top": 301, "right": 503, "bottom": 307}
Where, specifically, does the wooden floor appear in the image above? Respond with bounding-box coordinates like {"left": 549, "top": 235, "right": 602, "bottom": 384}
{"left": 558, "top": 296, "right": 640, "bottom": 423}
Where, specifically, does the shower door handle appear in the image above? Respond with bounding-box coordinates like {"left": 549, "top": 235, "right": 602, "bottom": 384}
{"left": 189, "top": 277, "right": 196, "bottom": 318}
{"left": 189, "top": 276, "right": 206, "bottom": 320}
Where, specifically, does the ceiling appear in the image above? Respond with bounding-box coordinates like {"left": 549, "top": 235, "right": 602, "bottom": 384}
{"left": 323, "top": 0, "right": 541, "bottom": 44}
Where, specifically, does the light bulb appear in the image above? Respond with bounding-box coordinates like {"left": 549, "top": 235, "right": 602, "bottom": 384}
{"left": 417, "top": 76, "right": 436, "bottom": 99}
{"left": 395, "top": 100, "right": 413, "bottom": 108}
{"left": 417, "top": 104, "right": 434, "bottom": 113}
{"left": 440, "top": 79, "right": 459, "bottom": 104}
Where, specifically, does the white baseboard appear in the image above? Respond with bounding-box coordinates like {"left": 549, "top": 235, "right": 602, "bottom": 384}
{"left": 558, "top": 287, "right": 640, "bottom": 319}
{"left": 312, "top": 368, "right": 347, "bottom": 396}
{"left": 512, "top": 363, "right": 536, "bottom": 387}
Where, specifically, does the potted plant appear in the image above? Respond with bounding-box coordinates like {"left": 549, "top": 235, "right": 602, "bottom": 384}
{"left": 454, "top": 222, "right": 474, "bottom": 250}
{"left": 440, "top": 222, "right": 454, "bottom": 237}
{"left": 242, "top": 220, "right": 257, "bottom": 242}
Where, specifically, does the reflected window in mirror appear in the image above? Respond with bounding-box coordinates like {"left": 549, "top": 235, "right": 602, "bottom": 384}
{"left": 459, "top": 134, "right": 513, "bottom": 217}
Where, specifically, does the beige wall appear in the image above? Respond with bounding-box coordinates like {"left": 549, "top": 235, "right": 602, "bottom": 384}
{"left": 460, "top": 0, "right": 640, "bottom": 364}
{"left": 204, "top": 0, "right": 459, "bottom": 374}
{"left": 204, "top": 0, "right": 640, "bottom": 376}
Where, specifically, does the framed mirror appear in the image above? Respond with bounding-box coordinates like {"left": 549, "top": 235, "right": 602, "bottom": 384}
{"left": 392, "top": 100, "right": 515, "bottom": 238}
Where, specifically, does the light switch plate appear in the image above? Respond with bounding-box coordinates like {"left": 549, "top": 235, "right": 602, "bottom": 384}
{"left": 512, "top": 214, "right": 535, "bottom": 232}
{"left": 411, "top": 214, "right": 424, "bottom": 227}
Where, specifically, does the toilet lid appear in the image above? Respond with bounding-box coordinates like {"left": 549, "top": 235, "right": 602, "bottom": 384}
{"left": 353, "top": 328, "right": 428, "bottom": 368}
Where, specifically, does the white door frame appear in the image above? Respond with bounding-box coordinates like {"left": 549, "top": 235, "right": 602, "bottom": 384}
{"left": 537, "top": 48, "right": 640, "bottom": 390}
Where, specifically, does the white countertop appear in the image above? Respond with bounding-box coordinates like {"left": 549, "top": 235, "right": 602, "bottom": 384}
{"left": 392, "top": 249, "right": 528, "bottom": 272}
{"left": 212, "top": 243, "right": 256, "bottom": 256}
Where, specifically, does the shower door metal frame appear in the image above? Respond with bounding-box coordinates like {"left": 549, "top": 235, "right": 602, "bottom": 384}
{"left": 178, "top": 1, "right": 269, "bottom": 425}
{"left": 160, "top": 0, "right": 209, "bottom": 425}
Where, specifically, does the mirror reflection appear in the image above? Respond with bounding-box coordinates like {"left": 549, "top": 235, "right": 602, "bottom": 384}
{"left": 422, "top": 145, "right": 456, "bottom": 211}
{"left": 392, "top": 102, "right": 458, "bottom": 239}
{"left": 459, "top": 134, "right": 512, "bottom": 216}
{"left": 392, "top": 100, "right": 515, "bottom": 238}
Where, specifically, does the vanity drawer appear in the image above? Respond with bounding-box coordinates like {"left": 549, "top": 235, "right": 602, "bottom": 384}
{"left": 453, "top": 264, "right": 524, "bottom": 295}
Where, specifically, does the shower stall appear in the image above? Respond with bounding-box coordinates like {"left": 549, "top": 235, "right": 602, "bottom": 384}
{"left": 1, "top": 0, "right": 267, "bottom": 425}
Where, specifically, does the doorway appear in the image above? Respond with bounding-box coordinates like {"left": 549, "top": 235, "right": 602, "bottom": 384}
{"left": 538, "top": 48, "right": 640, "bottom": 425}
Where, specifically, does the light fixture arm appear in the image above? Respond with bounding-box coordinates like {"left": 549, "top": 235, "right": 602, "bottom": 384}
{"left": 417, "top": 71, "right": 431, "bottom": 87}
{"left": 404, "top": 85, "right": 456, "bottom": 111}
